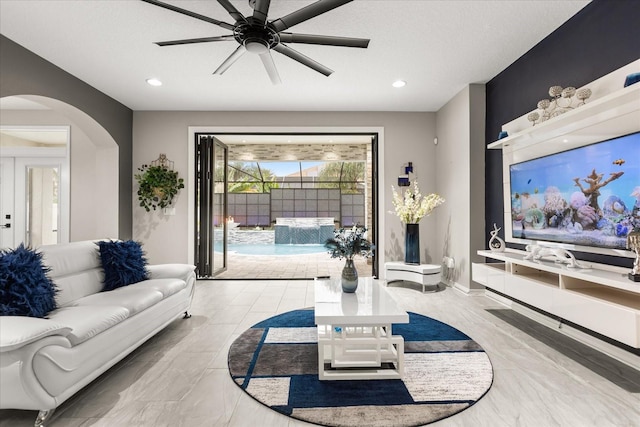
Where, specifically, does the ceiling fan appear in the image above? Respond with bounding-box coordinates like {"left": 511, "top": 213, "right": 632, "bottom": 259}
{"left": 141, "top": 0, "right": 370, "bottom": 84}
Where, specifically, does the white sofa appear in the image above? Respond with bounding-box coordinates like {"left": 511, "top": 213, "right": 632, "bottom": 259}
{"left": 0, "top": 240, "right": 196, "bottom": 426}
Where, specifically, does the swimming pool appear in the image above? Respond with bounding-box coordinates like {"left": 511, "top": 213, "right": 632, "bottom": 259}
{"left": 216, "top": 243, "right": 328, "bottom": 256}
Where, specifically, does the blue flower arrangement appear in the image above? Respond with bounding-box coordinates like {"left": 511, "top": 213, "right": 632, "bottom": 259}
{"left": 325, "top": 225, "right": 372, "bottom": 260}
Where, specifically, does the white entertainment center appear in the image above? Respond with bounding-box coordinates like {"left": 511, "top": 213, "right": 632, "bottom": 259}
{"left": 473, "top": 60, "right": 640, "bottom": 364}
{"left": 474, "top": 249, "right": 639, "bottom": 347}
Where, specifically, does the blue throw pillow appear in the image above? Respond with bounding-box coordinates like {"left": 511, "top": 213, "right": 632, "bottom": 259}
{"left": 97, "top": 240, "right": 149, "bottom": 291}
{"left": 0, "top": 244, "right": 58, "bottom": 318}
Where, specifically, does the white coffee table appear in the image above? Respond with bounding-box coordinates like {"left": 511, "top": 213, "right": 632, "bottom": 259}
{"left": 314, "top": 277, "right": 409, "bottom": 380}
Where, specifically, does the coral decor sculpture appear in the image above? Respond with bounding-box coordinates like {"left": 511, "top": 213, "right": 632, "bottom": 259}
{"left": 631, "top": 186, "right": 640, "bottom": 212}
{"left": 523, "top": 245, "right": 586, "bottom": 268}
{"left": 573, "top": 168, "right": 624, "bottom": 218}
{"left": 527, "top": 85, "right": 592, "bottom": 126}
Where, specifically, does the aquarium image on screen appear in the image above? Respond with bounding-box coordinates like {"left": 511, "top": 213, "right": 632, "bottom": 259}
{"left": 509, "top": 131, "right": 640, "bottom": 250}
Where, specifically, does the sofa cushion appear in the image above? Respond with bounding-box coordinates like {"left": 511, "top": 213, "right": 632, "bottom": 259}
{"left": 48, "top": 305, "right": 130, "bottom": 346}
{"left": 41, "top": 241, "right": 102, "bottom": 279}
{"left": 147, "top": 264, "right": 196, "bottom": 282}
{"left": 0, "top": 244, "right": 58, "bottom": 318}
{"left": 97, "top": 240, "right": 149, "bottom": 291}
{"left": 73, "top": 287, "right": 163, "bottom": 316}
{"left": 0, "top": 316, "right": 72, "bottom": 352}
{"left": 41, "top": 241, "right": 104, "bottom": 307}
{"left": 52, "top": 269, "right": 105, "bottom": 308}
{"left": 132, "top": 278, "right": 186, "bottom": 298}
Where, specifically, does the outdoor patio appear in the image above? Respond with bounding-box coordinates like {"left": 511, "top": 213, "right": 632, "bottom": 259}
{"left": 214, "top": 250, "right": 372, "bottom": 280}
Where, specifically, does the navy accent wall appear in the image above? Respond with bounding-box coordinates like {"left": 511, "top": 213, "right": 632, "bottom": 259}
{"left": 485, "top": 0, "right": 640, "bottom": 268}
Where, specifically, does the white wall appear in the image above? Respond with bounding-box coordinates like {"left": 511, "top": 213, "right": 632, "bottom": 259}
{"left": 0, "top": 108, "right": 119, "bottom": 241}
{"left": 132, "top": 111, "right": 437, "bottom": 266}
{"left": 435, "top": 85, "right": 485, "bottom": 292}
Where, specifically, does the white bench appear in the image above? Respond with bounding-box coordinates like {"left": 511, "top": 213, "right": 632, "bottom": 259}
{"left": 384, "top": 262, "right": 442, "bottom": 292}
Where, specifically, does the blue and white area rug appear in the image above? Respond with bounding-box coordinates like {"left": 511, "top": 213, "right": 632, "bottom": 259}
{"left": 228, "top": 308, "right": 493, "bottom": 427}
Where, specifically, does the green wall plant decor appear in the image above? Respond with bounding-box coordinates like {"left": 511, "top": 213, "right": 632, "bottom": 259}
{"left": 135, "top": 154, "right": 184, "bottom": 212}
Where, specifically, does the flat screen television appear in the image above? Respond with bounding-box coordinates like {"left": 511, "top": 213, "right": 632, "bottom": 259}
{"left": 508, "top": 131, "right": 640, "bottom": 254}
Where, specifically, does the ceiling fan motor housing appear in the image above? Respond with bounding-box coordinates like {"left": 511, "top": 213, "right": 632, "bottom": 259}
{"left": 235, "top": 22, "right": 280, "bottom": 53}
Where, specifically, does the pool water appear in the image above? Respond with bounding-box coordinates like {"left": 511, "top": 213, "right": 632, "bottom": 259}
{"left": 216, "top": 243, "right": 328, "bottom": 256}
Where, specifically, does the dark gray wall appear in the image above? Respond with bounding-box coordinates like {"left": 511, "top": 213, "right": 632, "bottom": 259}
{"left": 0, "top": 34, "right": 133, "bottom": 239}
{"left": 485, "top": 0, "right": 640, "bottom": 267}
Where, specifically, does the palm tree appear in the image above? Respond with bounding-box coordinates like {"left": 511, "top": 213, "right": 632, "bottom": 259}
{"left": 318, "top": 162, "right": 365, "bottom": 193}
{"left": 225, "top": 162, "right": 279, "bottom": 193}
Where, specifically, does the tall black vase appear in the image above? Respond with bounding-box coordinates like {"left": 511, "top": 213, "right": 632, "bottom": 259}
{"left": 405, "top": 223, "right": 420, "bottom": 264}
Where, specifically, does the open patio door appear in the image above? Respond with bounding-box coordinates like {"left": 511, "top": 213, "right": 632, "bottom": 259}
{"left": 195, "top": 135, "right": 228, "bottom": 278}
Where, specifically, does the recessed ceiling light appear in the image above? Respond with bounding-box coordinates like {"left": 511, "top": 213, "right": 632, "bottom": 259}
{"left": 392, "top": 80, "right": 406, "bottom": 88}
{"left": 146, "top": 78, "right": 163, "bottom": 87}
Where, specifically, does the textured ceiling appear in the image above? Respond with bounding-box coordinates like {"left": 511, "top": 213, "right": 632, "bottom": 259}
{"left": 0, "top": 0, "right": 589, "bottom": 111}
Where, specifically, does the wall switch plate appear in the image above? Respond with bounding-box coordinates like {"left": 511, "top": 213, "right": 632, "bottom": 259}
{"left": 163, "top": 207, "right": 176, "bottom": 216}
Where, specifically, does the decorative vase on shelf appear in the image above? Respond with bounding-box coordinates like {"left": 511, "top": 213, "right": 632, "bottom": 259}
{"left": 405, "top": 223, "right": 420, "bottom": 264}
{"left": 341, "top": 258, "right": 359, "bottom": 293}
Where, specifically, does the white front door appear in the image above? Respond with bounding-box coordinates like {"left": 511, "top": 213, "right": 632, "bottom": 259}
{"left": 0, "top": 155, "right": 68, "bottom": 249}
{"left": 0, "top": 157, "right": 15, "bottom": 248}
{"left": 1, "top": 126, "right": 70, "bottom": 249}
{"left": 15, "top": 157, "right": 64, "bottom": 248}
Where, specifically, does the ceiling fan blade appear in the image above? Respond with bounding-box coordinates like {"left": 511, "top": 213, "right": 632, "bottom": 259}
{"left": 216, "top": 0, "right": 248, "bottom": 24}
{"left": 140, "top": 0, "right": 235, "bottom": 31}
{"left": 155, "top": 35, "right": 236, "bottom": 47}
{"left": 273, "top": 43, "right": 333, "bottom": 76}
{"left": 271, "top": 0, "right": 352, "bottom": 32}
{"left": 214, "top": 45, "right": 247, "bottom": 75}
{"left": 278, "top": 33, "right": 369, "bottom": 48}
{"left": 259, "top": 51, "right": 282, "bottom": 85}
{"left": 252, "top": 0, "right": 272, "bottom": 26}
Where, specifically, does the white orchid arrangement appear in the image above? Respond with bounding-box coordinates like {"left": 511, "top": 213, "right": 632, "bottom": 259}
{"left": 391, "top": 181, "right": 445, "bottom": 224}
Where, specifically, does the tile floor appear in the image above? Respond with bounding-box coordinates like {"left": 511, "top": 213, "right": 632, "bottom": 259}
{"left": 1, "top": 280, "right": 639, "bottom": 427}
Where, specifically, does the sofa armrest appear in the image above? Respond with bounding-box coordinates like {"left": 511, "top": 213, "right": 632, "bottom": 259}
{"left": 0, "top": 317, "right": 72, "bottom": 353}
{"left": 147, "top": 264, "right": 196, "bottom": 283}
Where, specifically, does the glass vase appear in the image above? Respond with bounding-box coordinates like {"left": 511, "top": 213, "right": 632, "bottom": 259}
{"left": 405, "top": 223, "right": 420, "bottom": 264}
{"left": 341, "top": 258, "right": 358, "bottom": 293}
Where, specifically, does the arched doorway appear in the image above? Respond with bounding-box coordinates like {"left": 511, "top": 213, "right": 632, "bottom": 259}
{"left": 0, "top": 95, "right": 120, "bottom": 246}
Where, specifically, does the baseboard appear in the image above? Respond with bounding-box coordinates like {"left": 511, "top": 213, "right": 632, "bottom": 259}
{"left": 451, "top": 282, "right": 485, "bottom": 296}
{"left": 490, "top": 292, "right": 640, "bottom": 370}
{"left": 483, "top": 289, "right": 513, "bottom": 307}
{"left": 451, "top": 282, "right": 468, "bottom": 294}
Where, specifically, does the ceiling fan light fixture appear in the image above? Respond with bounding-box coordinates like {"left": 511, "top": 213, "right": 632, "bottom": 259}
{"left": 392, "top": 80, "right": 406, "bottom": 88}
{"left": 146, "top": 78, "right": 163, "bottom": 87}
{"left": 245, "top": 39, "right": 269, "bottom": 54}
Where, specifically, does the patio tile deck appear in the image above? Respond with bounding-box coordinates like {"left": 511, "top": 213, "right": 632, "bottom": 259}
{"left": 214, "top": 251, "right": 372, "bottom": 280}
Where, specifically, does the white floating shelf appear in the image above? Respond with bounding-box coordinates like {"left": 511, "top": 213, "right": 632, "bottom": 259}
{"left": 489, "top": 83, "right": 640, "bottom": 151}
